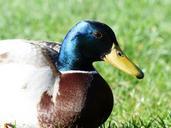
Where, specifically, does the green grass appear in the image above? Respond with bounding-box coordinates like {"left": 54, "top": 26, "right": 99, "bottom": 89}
{"left": 0, "top": 0, "right": 171, "bottom": 127}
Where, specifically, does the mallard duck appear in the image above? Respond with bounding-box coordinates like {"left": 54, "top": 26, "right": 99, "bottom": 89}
{"left": 0, "top": 20, "right": 144, "bottom": 128}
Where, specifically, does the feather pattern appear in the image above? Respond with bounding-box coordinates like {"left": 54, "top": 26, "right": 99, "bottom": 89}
{"left": 0, "top": 39, "right": 60, "bottom": 127}
{"left": 0, "top": 40, "right": 113, "bottom": 128}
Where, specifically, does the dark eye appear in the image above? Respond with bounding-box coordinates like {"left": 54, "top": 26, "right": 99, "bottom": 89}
{"left": 93, "top": 32, "right": 103, "bottom": 39}
{"left": 116, "top": 50, "right": 123, "bottom": 57}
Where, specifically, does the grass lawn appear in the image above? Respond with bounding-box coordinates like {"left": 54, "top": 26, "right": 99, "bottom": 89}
{"left": 0, "top": 0, "right": 171, "bottom": 127}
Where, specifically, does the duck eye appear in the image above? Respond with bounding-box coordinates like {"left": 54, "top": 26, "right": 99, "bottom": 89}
{"left": 116, "top": 50, "right": 123, "bottom": 57}
{"left": 93, "top": 32, "right": 103, "bottom": 39}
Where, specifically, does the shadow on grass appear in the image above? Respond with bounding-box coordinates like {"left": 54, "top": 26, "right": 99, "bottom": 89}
{"left": 100, "top": 114, "right": 171, "bottom": 128}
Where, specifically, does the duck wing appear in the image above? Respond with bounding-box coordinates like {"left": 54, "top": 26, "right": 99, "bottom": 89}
{"left": 0, "top": 39, "right": 60, "bottom": 127}
{"left": 40, "top": 41, "right": 61, "bottom": 52}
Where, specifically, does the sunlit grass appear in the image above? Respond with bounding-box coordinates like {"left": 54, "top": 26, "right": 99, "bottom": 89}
{"left": 0, "top": 0, "right": 171, "bottom": 127}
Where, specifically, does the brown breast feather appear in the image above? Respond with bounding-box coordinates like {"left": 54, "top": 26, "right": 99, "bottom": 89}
{"left": 37, "top": 72, "right": 113, "bottom": 128}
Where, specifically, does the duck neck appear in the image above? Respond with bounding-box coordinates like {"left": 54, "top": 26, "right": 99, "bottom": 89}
{"left": 57, "top": 39, "right": 95, "bottom": 72}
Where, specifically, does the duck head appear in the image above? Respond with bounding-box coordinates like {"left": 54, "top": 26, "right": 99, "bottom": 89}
{"left": 58, "top": 20, "right": 144, "bottom": 79}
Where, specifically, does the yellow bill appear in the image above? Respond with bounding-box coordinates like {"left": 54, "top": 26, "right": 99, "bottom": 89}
{"left": 103, "top": 45, "right": 144, "bottom": 79}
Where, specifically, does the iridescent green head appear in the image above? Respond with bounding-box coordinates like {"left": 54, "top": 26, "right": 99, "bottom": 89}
{"left": 58, "top": 20, "right": 144, "bottom": 79}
